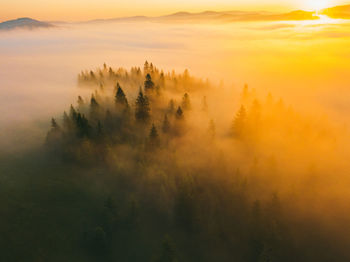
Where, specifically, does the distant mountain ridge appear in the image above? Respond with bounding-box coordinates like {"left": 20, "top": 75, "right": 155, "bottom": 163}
{"left": 85, "top": 10, "right": 319, "bottom": 24}
{"left": 1, "top": 4, "right": 350, "bottom": 30}
{"left": 0, "top": 17, "right": 53, "bottom": 30}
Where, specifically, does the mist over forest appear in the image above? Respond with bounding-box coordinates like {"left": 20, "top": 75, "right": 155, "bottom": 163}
{"left": 1, "top": 9, "right": 350, "bottom": 262}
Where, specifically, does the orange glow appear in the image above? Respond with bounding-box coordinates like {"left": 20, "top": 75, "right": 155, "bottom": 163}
{"left": 0, "top": 0, "right": 348, "bottom": 21}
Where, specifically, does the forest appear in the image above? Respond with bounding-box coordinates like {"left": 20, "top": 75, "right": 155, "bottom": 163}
{"left": 1, "top": 61, "right": 350, "bottom": 262}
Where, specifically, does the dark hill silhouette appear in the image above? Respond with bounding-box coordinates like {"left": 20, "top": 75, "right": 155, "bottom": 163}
{"left": 0, "top": 17, "right": 53, "bottom": 30}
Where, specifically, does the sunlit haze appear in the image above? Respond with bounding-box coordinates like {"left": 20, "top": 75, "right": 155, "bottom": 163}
{"left": 2, "top": 0, "right": 350, "bottom": 261}
{"left": 0, "top": 0, "right": 347, "bottom": 21}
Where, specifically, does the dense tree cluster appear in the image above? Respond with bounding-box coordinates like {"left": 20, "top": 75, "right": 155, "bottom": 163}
{"left": 25, "top": 62, "right": 341, "bottom": 262}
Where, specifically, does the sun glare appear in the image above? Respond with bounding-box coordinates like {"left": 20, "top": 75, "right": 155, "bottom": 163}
{"left": 304, "top": 0, "right": 332, "bottom": 11}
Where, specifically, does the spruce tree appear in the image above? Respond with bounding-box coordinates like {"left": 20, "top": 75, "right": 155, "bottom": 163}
{"left": 76, "top": 113, "right": 90, "bottom": 137}
{"left": 115, "top": 83, "right": 128, "bottom": 106}
{"left": 77, "top": 96, "right": 85, "bottom": 108}
{"left": 144, "top": 61, "right": 149, "bottom": 74}
{"left": 69, "top": 105, "right": 78, "bottom": 121}
{"left": 149, "top": 124, "right": 159, "bottom": 141}
{"left": 176, "top": 106, "right": 183, "bottom": 120}
{"left": 144, "top": 73, "right": 155, "bottom": 91}
{"left": 51, "top": 118, "right": 60, "bottom": 131}
{"left": 90, "top": 95, "right": 100, "bottom": 119}
{"left": 135, "top": 90, "right": 150, "bottom": 123}
{"left": 232, "top": 105, "right": 247, "bottom": 137}
{"left": 181, "top": 93, "right": 191, "bottom": 110}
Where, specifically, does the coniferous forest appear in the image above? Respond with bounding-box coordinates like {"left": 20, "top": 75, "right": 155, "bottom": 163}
{"left": 1, "top": 61, "right": 350, "bottom": 262}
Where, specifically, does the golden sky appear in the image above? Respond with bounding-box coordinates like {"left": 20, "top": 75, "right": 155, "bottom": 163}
{"left": 1, "top": 0, "right": 348, "bottom": 21}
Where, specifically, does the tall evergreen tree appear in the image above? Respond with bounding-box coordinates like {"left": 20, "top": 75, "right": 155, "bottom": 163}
{"left": 181, "top": 93, "right": 191, "bottom": 110}
{"left": 76, "top": 113, "right": 91, "bottom": 137}
{"left": 115, "top": 83, "right": 128, "bottom": 106}
{"left": 90, "top": 95, "right": 99, "bottom": 110}
{"left": 144, "top": 73, "right": 155, "bottom": 91}
{"left": 149, "top": 124, "right": 160, "bottom": 148}
{"left": 63, "top": 111, "right": 72, "bottom": 131}
{"left": 50, "top": 118, "right": 60, "bottom": 131}
{"left": 135, "top": 90, "right": 150, "bottom": 123}
{"left": 176, "top": 106, "right": 184, "bottom": 120}
{"left": 69, "top": 105, "right": 78, "bottom": 121}
{"left": 232, "top": 105, "right": 247, "bottom": 137}
{"left": 90, "top": 95, "right": 100, "bottom": 119}
{"left": 77, "top": 96, "right": 85, "bottom": 108}
{"left": 144, "top": 61, "right": 149, "bottom": 74}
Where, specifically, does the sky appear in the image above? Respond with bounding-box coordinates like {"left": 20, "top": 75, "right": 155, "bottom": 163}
{"left": 1, "top": 0, "right": 349, "bottom": 21}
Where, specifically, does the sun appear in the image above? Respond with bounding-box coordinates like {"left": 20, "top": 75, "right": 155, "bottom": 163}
{"left": 304, "top": 0, "right": 332, "bottom": 11}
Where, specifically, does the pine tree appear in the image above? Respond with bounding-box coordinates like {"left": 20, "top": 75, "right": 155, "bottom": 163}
{"left": 90, "top": 95, "right": 100, "bottom": 119}
{"left": 76, "top": 113, "right": 91, "bottom": 137}
{"left": 176, "top": 106, "right": 183, "bottom": 120}
{"left": 232, "top": 105, "right": 247, "bottom": 137}
{"left": 90, "top": 95, "right": 99, "bottom": 109}
{"left": 144, "top": 61, "right": 149, "bottom": 74}
{"left": 144, "top": 73, "right": 155, "bottom": 91}
{"left": 135, "top": 90, "right": 150, "bottom": 123}
{"left": 51, "top": 118, "right": 60, "bottom": 131}
{"left": 181, "top": 93, "right": 191, "bottom": 110}
{"left": 115, "top": 83, "right": 128, "bottom": 106}
{"left": 149, "top": 124, "right": 159, "bottom": 146}
{"left": 69, "top": 105, "right": 78, "bottom": 121}
{"left": 63, "top": 111, "right": 72, "bottom": 131}
{"left": 77, "top": 96, "right": 85, "bottom": 108}
{"left": 159, "top": 72, "right": 165, "bottom": 88}
{"left": 46, "top": 118, "right": 62, "bottom": 146}
{"left": 162, "top": 114, "right": 171, "bottom": 133}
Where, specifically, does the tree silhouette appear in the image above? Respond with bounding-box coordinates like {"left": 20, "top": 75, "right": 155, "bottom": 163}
{"left": 181, "top": 93, "right": 191, "bottom": 110}
{"left": 76, "top": 113, "right": 90, "bottom": 137}
{"left": 50, "top": 118, "right": 60, "bottom": 132}
{"left": 144, "top": 73, "right": 155, "bottom": 91}
{"left": 115, "top": 83, "right": 128, "bottom": 106}
{"left": 90, "top": 95, "right": 99, "bottom": 110}
{"left": 149, "top": 124, "right": 160, "bottom": 148}
{"left": 77, "top": 96, "right": 85, "bottom": 109}
{"left": 69, "top": 105, "right": 78, "bottom": 121}
{"left": 176, "top": 106, "right": 184, "bottom": 120}
{"left": 144, "top": 60, "right": 149, "bottom": 74}
{"left": 232, "top": 105, "right": 247, "bottom": 138}
{"left": 135, "top": 90, "right": 150, "bottom": 123}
